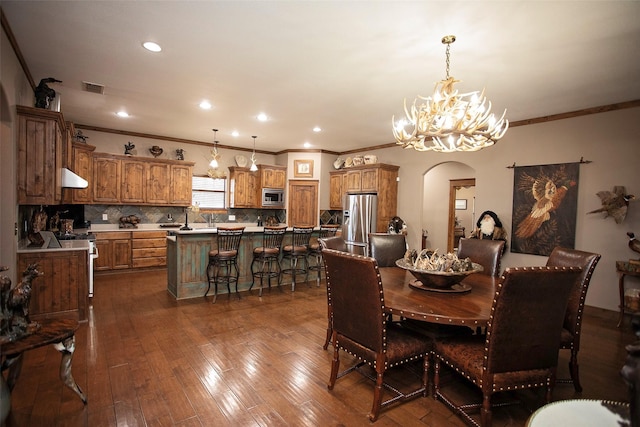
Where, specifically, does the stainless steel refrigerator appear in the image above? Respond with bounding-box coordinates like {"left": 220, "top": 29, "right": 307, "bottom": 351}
{"left": 342, "top": 193, "right": 377, "bottom": 255}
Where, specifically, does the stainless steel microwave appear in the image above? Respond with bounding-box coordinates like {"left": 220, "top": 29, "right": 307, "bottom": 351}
{"left": 262, "top": 188, "right": 285, "bottom": 207}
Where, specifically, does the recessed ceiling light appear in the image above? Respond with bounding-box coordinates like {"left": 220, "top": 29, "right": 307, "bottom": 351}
{"left": 116, "top": 111, "right": 129, "bottom": 118}
{"left": 199, "top": 100, "right": 212, "bottom": 109}
{"left": 232, "top": 130, "right": 239, "bottom": 137}
{"left": 313, "top": 126, "right": 321, "bottom": 132}
{"left": 257, "top": 113, "right": 268, "bottom": 122}
{"left": 143, "top": 41, "right": 162, "bottom": 52}
{"left": 304, "top": 142, "right": 312, "bottom": 148}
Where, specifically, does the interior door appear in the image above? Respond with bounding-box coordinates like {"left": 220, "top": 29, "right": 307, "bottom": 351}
{"left": 287, "top": 180, "right": 318, "bottom": 227}
{"left": 447, "top": 178, "right": 475, "bottom": 252}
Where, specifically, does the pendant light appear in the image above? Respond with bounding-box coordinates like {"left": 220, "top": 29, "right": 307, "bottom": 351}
{"left": 249, "top": 135, "right": 258, "bottom": 172}
{"left": 209, "top": 128, "right": 219, "bottom": 168}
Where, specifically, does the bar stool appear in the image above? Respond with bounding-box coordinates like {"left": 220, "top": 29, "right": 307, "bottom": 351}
{"left": 205, "top": 226, "right": 245, "bottom": 303}
{"left": 250, "top": 226, "right": 286, "bottom": 296}
{"left": 280, "top": 226, "right": 313, "bottom": 291}
{"left": 308, "top": 224, "right": 340, "bottom": 287}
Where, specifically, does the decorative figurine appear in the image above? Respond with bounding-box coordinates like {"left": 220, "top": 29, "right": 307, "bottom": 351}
{"left": 34, "top": 77, "right": 62, "bottom": 109}
{"left": 118, "top": 215, "right": 140, "bottom": 228}
{"left": 149, "top": 145, "right": 163, "bottom": 158}
{"left": 588, "top": 186, "right": 635, "bottom": 224}
{"left": 470, "top": 210, "right": 508, "bottom": 251}
{"left": 176, "top": 148, "right": 184, "bottom": 160}
{"left": 74, "top": 130, "right": 89, "bottom": 143}
{"left": 124, "top": 142, "right": 135, "bottom": 156}
{"left": 1, "top": 264, "right": 43, "bottom": 344}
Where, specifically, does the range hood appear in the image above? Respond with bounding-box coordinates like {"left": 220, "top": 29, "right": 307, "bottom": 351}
{"left": 61, "top": 168, "right": 89, "bottom": 189}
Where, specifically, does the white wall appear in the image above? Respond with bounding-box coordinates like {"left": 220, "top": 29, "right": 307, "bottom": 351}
{"left": 350, "top": 107, "right": 640, "bottom": 312}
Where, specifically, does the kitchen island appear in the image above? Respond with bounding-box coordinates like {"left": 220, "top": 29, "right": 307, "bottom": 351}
{"left": 166, "top": 225, "right": 319, "bottom": 300}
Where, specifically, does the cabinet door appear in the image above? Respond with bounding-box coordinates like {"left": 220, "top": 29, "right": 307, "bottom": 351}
{"left": 231, "top": 169, "right": 249, "bottom": 207}
{"left": 112, "top": 239, "right": 132, "bottom": 269}
{"left": 146, "top": 163, "right": 170, "bottom": 204}
{"left": 361, "top": 169, "right": 379, "bottom": 192}
{"left": 71, "top": 145, "right": 94, "bottom": 203}
{"left": 345, "top": 170, "right": 362, "bottom": 192}
{"left": 272, "top": 169, "right": 286, "bottom": 188}
{"left": 169, "top": 164, "right": 192, "bottom": 206}
{"left": 247, "top": 173, "right": 259, "bottom": 207}
{"left": 93, "top": 156, "right": 121, "bottom": 203}
{"left": 329, "top": 173, "right": 345, "bottom": 209}
{"left": 94, "top": 239, "right": 112, "bottom": 271}
{"left": 121, "top": 160, "right": 146, "bottom": 203}
{"left": 288, "top": 180, "right": 318, "bottom": 227}
{"left": 17, "top": 110, "right": 63, "bottom": 204}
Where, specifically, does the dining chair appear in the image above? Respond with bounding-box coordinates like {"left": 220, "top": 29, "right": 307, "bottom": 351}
{"left": 368, "top": 233, "right": 407, "bottom": 267}
{"left": 205, "top": 226, "right": 245, "bottom": 303}
{"left": 249, "top": 226, "right": 287, "bottom": 296}
{"left": 456, "top": 238, "right": 505, "bottom": 277}
{"left": 280, "top": 226, "right": 313, "bottom": 291}
{"left": 545, "top": 246, "right": 601, "bottom": 392}
{"left": 431, "top": 266, "right": 583, "bottom": 427}
{"left": 322, "top": 249, "right": 432, "bottom": 422}
{"left": 319, "top": 235, "right": 350, "bottom": 350}
{"left": 308, "top": 224, "right": 341, "bottom": 287}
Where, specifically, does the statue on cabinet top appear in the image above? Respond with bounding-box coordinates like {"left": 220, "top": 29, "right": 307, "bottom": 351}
{"left": 34, "top": 77, "right": 62, "bottom": 109}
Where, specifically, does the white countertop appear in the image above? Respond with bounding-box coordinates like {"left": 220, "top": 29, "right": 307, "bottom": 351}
{"left": 18, "top": 239, "right": 91, "bottom": 253}
{"left": 89, "top": 222, "right": 295, "bottom": 234}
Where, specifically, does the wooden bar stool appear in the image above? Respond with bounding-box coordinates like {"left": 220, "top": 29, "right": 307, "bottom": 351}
{"left": 205, "top": 226, "right": 245, "bottom": 303}
{"left": 280, "top": 226, "right": 313, "bottom": 291}
{"left": 308, "top": 224, "right": 340, "bottom": 287}
{"left": 250, "top": 226, "right": 286, "bottom": 296}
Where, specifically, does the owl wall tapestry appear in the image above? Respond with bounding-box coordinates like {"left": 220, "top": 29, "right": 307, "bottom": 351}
{"left": 511, "top": 162, "right": 580, "bottom": 256}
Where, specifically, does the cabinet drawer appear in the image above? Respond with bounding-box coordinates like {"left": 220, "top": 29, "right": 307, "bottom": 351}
{"left": 132, "top": 247, "right": 167, "bottom": 258}
{"left": 94, "top": 231, "right": 131, "bottom": 240}
{"left": 132, "top": 257, "right": 166, "bottom": 268}
{"left": 133, "top": 231, "right": 167, "bottom": 239}
{"left": 132, "top": 238, "right": 167, "bottom": 249}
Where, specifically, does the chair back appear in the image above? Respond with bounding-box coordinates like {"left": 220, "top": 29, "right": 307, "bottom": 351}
{"left": 261, "top": 226, "right": 286, "bottom": 250}
{"left": 217, "top": 227, "right": 245, "bottom": 252}
{"left": 368, "top": 233, "right": 406, "bottom": 267}
{"left": 319, "top": 224, "right": 340, "bottom": 239}
{"left": 290, "top": 226, "right": 313, "bottom": 248}
{"left": 457, "top": 238, "right": 505, "bottom": 277}
{"left": 486, "top": 266, "right": 582, "bottom": 373}
{"left": 322, "top": 249, "right": 385, "bottom": 352}
{"left": 320, "top": 236, "right": 348, "bottom": 252}
{"left": 545, "top": 247, "right": 601, "bottom": 335}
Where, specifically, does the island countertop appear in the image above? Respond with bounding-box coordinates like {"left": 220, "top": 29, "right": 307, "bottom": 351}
{"left": 17, "top": 239, "right": 91, "bottom": 253}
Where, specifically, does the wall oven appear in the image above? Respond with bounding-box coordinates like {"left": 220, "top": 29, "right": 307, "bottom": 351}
{"left": 261, "top": 188, "right": 285, "bottom": 207}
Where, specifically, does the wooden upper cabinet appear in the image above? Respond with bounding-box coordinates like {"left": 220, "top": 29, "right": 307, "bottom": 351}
{"left": 361, "top": 168, "right": 379, "bottom": 192}
{"left": 169, "top": 164, "right": 193, "bottom": 206}
{"left": 70, "top": 142, "right": 95, "bottom": 203}
{"left": 93, "top": 155, "right": 121, "bottom": 203}
{"left": 258, "top": 165, "right": 286, "bottom": 189}
{"left": 146, "top": 163, "right": 170, "bottom": 204}
{"left": 345, "top": 169, "right": 363, "bottom": 192}
{"left": 229, "top": 167, "right": 258, "bottom": 208}
{"left": 121, "top": 159, "right": 146, "bottom": 203}
{"left": 329, "top": 171, "right": 346, "bottom": 209}
{"left": 17, "top": 106, "right": 65, "bottom": 205}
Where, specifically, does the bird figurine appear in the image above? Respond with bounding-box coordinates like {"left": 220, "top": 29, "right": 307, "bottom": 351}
{"left": 515, "top": 178, "right": 574, "bottom": 238}
{"left": 629, "top": 232, "right": 640, "bottom": 260}
{"left": 587, "top": 186, "right": 635, "bottom": 224}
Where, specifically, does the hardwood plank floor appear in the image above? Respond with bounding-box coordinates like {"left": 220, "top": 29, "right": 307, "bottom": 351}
{"left": 4, "top": 269, "right": 635, "bottom": 426}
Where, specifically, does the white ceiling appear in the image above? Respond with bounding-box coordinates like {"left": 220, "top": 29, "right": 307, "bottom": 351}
{"left": 2, "top": 1, "right": 639, "bottom": 154}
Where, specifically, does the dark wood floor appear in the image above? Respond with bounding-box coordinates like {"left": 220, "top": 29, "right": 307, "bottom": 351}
{"left": 4, "top": 269, "right": 635, "bottom": 426}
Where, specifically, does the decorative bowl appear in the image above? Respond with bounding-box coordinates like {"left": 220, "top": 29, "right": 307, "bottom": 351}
{"left": 235, "top": 155, "right": 248, "bottom": 167}
{"left": 395, "top": 258, "right": 483, "bottom": 289}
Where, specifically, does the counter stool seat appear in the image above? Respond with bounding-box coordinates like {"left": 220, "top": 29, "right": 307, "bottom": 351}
{"left": 308, "top": 224, "right": 340, "bottom": 287}
{"left": 250, "top": 226, "right": 286, "bottom": 296}
{"left": 281, "top": 226, "right": 313, "bottom": 291}
{"left": 205, "top": 227, "right": 245, "bottom": 303}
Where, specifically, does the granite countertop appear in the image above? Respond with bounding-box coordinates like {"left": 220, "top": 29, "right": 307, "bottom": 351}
{"left": 89, "top": 223, "right": 298, "bottom": 234}
{"left": 17, "top": 239, "right": 91, "bottom": 253}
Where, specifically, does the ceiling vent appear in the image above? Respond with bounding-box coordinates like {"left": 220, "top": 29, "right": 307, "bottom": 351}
{"left": 82, "top": 81, "right": 105, "bottom": 95}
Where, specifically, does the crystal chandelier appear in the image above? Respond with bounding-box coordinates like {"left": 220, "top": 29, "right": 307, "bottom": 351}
{"left": 392, "top": 35, "right": 508, "bottom": 152}
{"left": 249, "top": 136, "right": 258, "bottom": 172}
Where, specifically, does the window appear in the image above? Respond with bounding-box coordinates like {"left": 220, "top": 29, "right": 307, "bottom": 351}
{"left": 192, "top": 176, "right": 226, "bottom": 209}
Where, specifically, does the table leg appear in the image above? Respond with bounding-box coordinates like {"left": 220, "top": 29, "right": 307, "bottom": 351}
{"left": 53, "top": 336, "right": 87, "bottom": 404}
{"left": 618, "top": 273, "right": 626, "bottom": 328}
{"left": 2, "top": 354, "right": 24, "bottom": 391}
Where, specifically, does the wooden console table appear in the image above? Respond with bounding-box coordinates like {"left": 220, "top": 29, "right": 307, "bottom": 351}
{"left": 0, "top": 318, "right": 87, "bottom": 406}
{"left": 616, "top": 260, "right": 640, "bottom": 327}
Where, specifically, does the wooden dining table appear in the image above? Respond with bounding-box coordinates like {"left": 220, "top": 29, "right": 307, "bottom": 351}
{"left": 379, "top": 266, "right": 497, "bottom": 328}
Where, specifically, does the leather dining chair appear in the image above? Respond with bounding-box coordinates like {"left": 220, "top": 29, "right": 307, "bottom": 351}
{"left": 322, "top": 249, "right": 432, "bottom": 422}
{"left": 368, "top": 233, "right": 407, "bottom": 267}
{"left": 431, "top": 266, "right": 583, "bottom": 427}
{"left": 319, "top": 236, "right": 349, "bottom": 350}
{"left": 545, "top": 246, "right": 601, "bottom": 392}
{"left": 457, "top": 238, "right": 506, "bottom": 277}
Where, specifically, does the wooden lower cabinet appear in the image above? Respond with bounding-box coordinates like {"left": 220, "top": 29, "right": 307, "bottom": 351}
{"left": 132, "top": 231, "right": 167, "bottom": 268}
{"left": 94, "top": 231, "right": 132, "bottom": 271}
{"left": 17, "top": 250, "right": 88, "bottom": 321}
